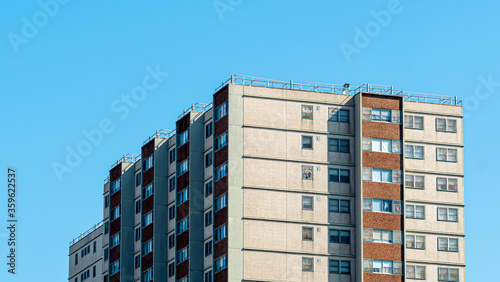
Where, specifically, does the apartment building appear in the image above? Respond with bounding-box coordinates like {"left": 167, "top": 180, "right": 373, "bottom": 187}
{"left": 69, "top": 222, "right": 104, "bottom": 282}
{"left": 69, "top": 75, "right": 465, "bottom": 282}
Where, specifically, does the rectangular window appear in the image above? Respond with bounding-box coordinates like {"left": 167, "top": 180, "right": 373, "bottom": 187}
{"left": 142, "top": 211, "right": 153, "bottom": 227}
{"left": 329, "top": 168, "right": 350, "bottom": 183}
{"left": 302, "top": 165, "right": 313, "bottom": 180}
{"left": 406, "top": 205, "right": 425, "bottom": 219}
{"left": 329, "top": 108, "right": 350, "bottom": 123}
{"left": 205, "top": 210, "right": 213, "bottom": 226}
{"left": 405, "top": 145, "right": 425, "bottom": 159}
{"left": 104, "top": 221, "right": 109, "bottom": 234}
{"left": 438, "top": 237, "right": 459, "bottom": 252}
{"left": 169, "top": 148, "right": 176, "bottom": 163}
{"left": 93, "top": 241, "right": 96, "bottom": 253}
{"left": 302, "top": 105, "right": 313, "bottom": 119}
{"left": 215, "top": 162, "right": 228, "bottom": 181}
{"left": 109, "top": 260, "right": 120, "bottom": 276}
{"left": 110, "top": 205, "right": 121, "bottom": 221}
{"left": 363, "top": 107, "right": 401, "bottom": 123}
{"left": 142, "top": 239, "right": 153, "bottom": 255}
{"left": 104, "top": 248, "right": 108, "bottom": 261}
{"left": 168, "top": 234, "right": 175, "bottom": 249}
{"left": 437, "top": 177, "right": 458, "bottom": 192}
{"left": 135, "top": 172, "right": 141, "bottom": 186}
{"left": 329, "top": 229, "right": 350, "bottom": 244}
{"left": 215, "top": 102, "right": 228, "bottom": 121}
{"left": 135, "top": 200, "right": 141, "bottom": 214}
{"left": 405, "top": 115, "right": 424, "bottom": 129}
{"left": 143, "top": 154, "right": 154, "bottom": 171}
{"left": 215, "top": 132, "right": 228, "bottom": 151}
{"left": 205, "top": 151, "right": 213, "bottom": 167}
{"left": 328, "top": 138, "right": 350, "bottom": 153}
{"left": 406, "top": 265, "right": 426, "bottom": 279}
{"left": 177, "top": 158, "right": 190, "bottom": 176}
{"left": 363, "top": 198, "right": 402, "bottom": 214}
{"left": 438, "top": 267, "right": 459, "bottom": 281}
{"left": 204, "top": 270, "right": 213, "bottom": 282}
{"left": 176, "top": 246, "right": 189, "bottom": 264}
{"left": 143, "top": 182, "right": 154, "bottom": 199}
{"left": 168, "top": 176, "right": 176, "bottom": 192}
{"left": 178, "top": 129, "right": 190, "bottom": 147}
{"left": 142, "top": 268, "right": 153, "bottom": 282}
{"left": 214, "top": 193, "right": 228, "bottom": 212}
{"left": 362, "top": 137, "right": 401, "bottom": 154}
{"left": 205, "top": 181, "right": 213, "bottom": 197}
{"left": 329, "top": 198, "right": 350, "bottom": 213}
{"left": 363, "top": 259, "right": 403, "bottom": 275}
{"left": 104, "top": 195, "right": 109, "bottom": 208}
{"left": 168, "top": 205, "right": 175, "bottom": 220}
{"left": 302, "top": 135, "right": 313, "bottom": 149}
{"left": 75, "top": 253, "right": 78, "bottom": 265}
{"left": 405, "top": 174, "right": 425, "bottom": 189}
{"left": 93, "top": 266, "right": 96, "bottom": 277}
{"left": 302, "top": 196, "right": 313, "bottom": 210}
{"left": 135, "top": 227, "right": 140, "bottom": 241}
{"left": 436, "top": 118, "right": 457, "bottom": 132}
{"left": 437, "top": 207, "right": 458, "bottom": 222}
{"left": 329, "top": 259, "right": 351, "bottom": 274}
{"left": 177, "top": 188, "right": 189, "bottom": 205}
{"left": 205, "top": 122, "right": 213, "bottom": 138}
{"left": 168, "top": 262, "right": 175, "bottom": 277}
{"left": 364, "top": 228, "right": 402, "bottom": 244}
{"left": 110, "top": 178, "right": 121, "bottom": 194}
{"left": 302, "top": 227, "right": 313, "bottom": 241}
{"left": 135, "top": 255, "right": 140, "bottom": 269}
{"left": 177, "top": 216, "right": 189, "bottom": 235}
{"left": 302, "top": 257, "right": 314, "bottom": 271}
{"left": 437, "top": 148, "right": 458, "bottom": 162}
{"left": 214, "top": 223, "right": 228, "bottom": 242}
{"left": 406, "top": 234, "right": 426, "bottom": 249}
{"left": 362, "top": 167, "right": 401, "bottom": 184}
{"left": 204, "top": 240, "right": 212, "bottom": 256}
{"left": 214, "top": 254, "right": 228, "bottom": 273}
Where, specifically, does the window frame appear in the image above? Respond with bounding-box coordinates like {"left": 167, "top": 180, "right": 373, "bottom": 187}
{"left": 405, "top": 174, "right": 425, "bottom": 189}
{"left": 302, "top": 226, "right": 314, "bottom": 241}
{"left": 301, "top": 105, "right": 313, "bottom": 120}
{"left": 436, "top": 118, "right": 457, "bottom": 133}
{"left": 302, "top": 257, "right": 314, "bottom": 272}
{"left": 436, "top": 147, "right": 458, "bottom": 162}
{"left": 302, "top": 196, "right": 314, "bottom": 210}
{"left": 405, "top": 145, "right": 425, "bottom": 159}
{"left": 302, "top": 135, "right": 313, "bottom": 150}
{"left": 436, "top": 177, "right": 458, "bottom": 192}
{"left": 329, "top": 108, "right": 350, "bottom": 123}
{"left": 437, "top": 207, "right": 459, "bottom": 222}
{"left": 404, "top": 115, "right": 424, "bottom": 130}
{"left": 328, "top": 138, "right": 350, "bottom": 153}
{"left": 406, "top": 234, "right": 426, "bottom": 249}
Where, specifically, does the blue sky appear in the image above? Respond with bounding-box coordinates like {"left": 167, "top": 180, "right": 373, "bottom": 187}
{"left": 0, "top": 0, "right": 498, "bottom": 281}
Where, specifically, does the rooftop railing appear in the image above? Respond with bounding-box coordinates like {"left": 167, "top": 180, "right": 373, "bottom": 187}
{"left": 110, "top": 153, "right": 141, "bottom": 168}
{"left": 215, "top": 74, "right": 462, "bottom": 106}
{"left": 104, "top": 176, "right": 109, "bottom": 185}
{"left": 143, "top": 129, "right": 176, "bottom": 145}
{"left": 178, "top": 103, "right": 213, "bottom": 119}
{"left": 69, "top": 220, "right": 104, "bottom": 247}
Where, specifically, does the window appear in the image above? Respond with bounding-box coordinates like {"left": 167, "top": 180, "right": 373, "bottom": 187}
{"left": 168, "top": 205, "right": 175, "bottom": 220}
{"left": 93, "top": 241, "right": 96, "bottom": 253}
{"left": 438, "top": 207, "right": 458, "bottom": 222}
{"left": 363, "top": 259, "right": 403, "bottom": 275}
{"left": 93, "top": 265, "right": 96, "bottom": 277}
{"left": 362, "top": 167, "right": 401, "bottom": 184}
{"left": 215, "top": 132, "right": 228, "bottom": 151}
{"left": 205, "top": 181, "right": 213, "bottom": 197}
{"left": 438, "top": 267, "right": 459, "bottom": 281}
{"left": 142, "top": 211, "right": 153, "bottom": 227}
{"left": 104, "top": 221, "right": 109, "bottom": 234}
{"left": 329, "top": 108, "right": 349, "bottom": 123}
{"left": 215, "top": 101, "right": 228, "bottom": 121}
{"left": 81, "top": 269, "right": 90, "bottom": 281}
{"left": 104, "top": 248, "right": 108, "bottom": 261}
{"left": 110, "top": 178, "right": 121, "bottom": 194}
{"left": 405, "top": 175, "right": 425, "bottom": 189}
{"left": 405, "top": 115, "right": 424, "bottom": 129}
{"left": 178, "top": 129, "right": 190, "bottom": 147}
{"left": 363, "top": 198, "right": 402, "bottom": 214}
{"left": 205, "top": 210, "right": 213, "bottom": 226}
{"left": 329, "top": 168, "right": 350, "bottom": 183}
{"left": 135, "top": 227, "right": 140, "bottom": 241}
{"left": 75, "top": 253, "right": 78, "bottom": 265}
{"left": 214, "top": 193, "right": 228, "bottom": 212}
{"left": 103, "top": 275, "right": 108, "bottom": 282}
{"left": 143, "top": 182, "right": 154, "bottom": 199}
{"left": 406, "top": 205, "right": 425, "bottom": 219}
{"left": 204, "top": 240, "right": 212, "bottom": 256}
{"left": 177, "top": 188, "right": 189, "bottom": 205}
{"left": 135, "top": 172, "right": 141, "bottom": 186}
{"left": 302, "top": 227, "right": 313, "bottom": 241}
{"left": 436, "top": 118, "right": 457, "bottom": 133}
{"left": 177, "top": 158, "right": 190, "bottom": 176}
{"left": 110, "top": 205, "right": 121, "bottom": 221}
{"left": 329, "top": 259, "right": 351, "bottom": 274}
{"left": 205, "top": 151, "right": 213, "bottom": 167}
{"left": 437, "top": 148, "right": 458, "bottom": 162}
{"left": 437, "top": 177, "right": 458, "bottom": 192}
{"left": 143, "top": 154, "right": 154, "bottom": 171}
{"left": 302, "top": 105, "right": 313, "bottom": 119}
{"left": 302, "top": 196, "right": 313, "bottom": 210}
{"left": 206, "top": 122, "right": 213, "bottom": 138}
{"left": 168, "top": 234, "right": 175, "bottom": 249}
{"left": 302, "top": 136, "right": 313, "bottom": 149}
{"left": 135, "top": 200, "right": 141, "bottom": 214}
{"left": 302, "top": 165, "right": 313, "bottom": 180}
{"left": 104, "top": 195, "right": 109, "bottom": 208}
{"left": 329, "top": 229, "right": 350, "bottom": 243}
{"left": 362, "top": 137, "right": 401, "bottom": 154}
{"left": 110, "top": 233, "right": 120, "bottom": 248}
{"left": 302, "top": 257, "right": 314, "bottom": 271}
{"left": 204, "top": 270, "right": 212, "bottom": 282}
{"left": 406, "top": 234, "right": 425, "bottom": 249}
{"left": 135, "top": 255, "right": 140, "bottom": 269}
{"left": 177, "top": 216, "right": 189, "bottom": 235}
{"left": 177, "top": 246, "right": 189, "bottom": 264}
{"left": 363, "top": 107, "right": 401, "bottom": 123}
{"left": 142, "top": 267, "right": 153, "bottom": 282}
{"left": 438, "top": 237, "right": 459, "bottom": 252}
{"left": 215, "top": 162, "right": 228, "bottom": 181}
{"left": 407, "top": 265, "right": 426, "bottom": 279}
{"left": 168, "top": 262, "right": 175, "bottom": 277}
{"left": 168, "top": 176, "right": 176, "bottom": 192}
{"left": 329, "top": 138, "right": 350, "bottom": 153}
{"left": 169, "top": 148, "right": 176, "bottom": 163}
{"left": 142, "top": 239, "right": 153, "bottom": 255}
{"left": 214, "top": 254, "right": 228, "bottom": 273}
{"left": 364, "top": 229, "right": 402, "bottom": 244}
{"left": 109, "top": 260, "right": 120, "bottom": 276}
{"left": 405, "top": 145, "right": 425, "bottom": 159}
{"left": 81, "top": 245, "right": 90, "bottom": 257}
{"left": 214, "top": 223, "right": 228, "bottom": 242}
{"left": 329, "top": 198, "right": 350, "bottom": 213}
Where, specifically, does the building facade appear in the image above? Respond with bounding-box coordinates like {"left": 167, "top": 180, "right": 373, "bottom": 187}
{"left": 69, "top": 75, "right": 465, "bottom": 282}
{"left": 69, "top": 222, "right": 104, "bottom": 282}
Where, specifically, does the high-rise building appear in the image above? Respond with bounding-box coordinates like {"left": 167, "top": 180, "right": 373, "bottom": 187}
{"left": 69, "top": 222, "right": 104, "bottom": 282}
{"left": 69, "top": 75, "right": 465, "bottom": 282}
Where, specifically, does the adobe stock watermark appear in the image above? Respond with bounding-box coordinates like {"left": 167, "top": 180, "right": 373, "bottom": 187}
{"left": 339, "top": 0, "right": 405, "bottom": 63}
{"left": 7, "top": 0, "right": 71, "bottom": 54}
{"left": 463, "top": 74, "right": 499, "bottom": 119}
{"left": 213, "top": 0, "right": 243, "bottom": 21}
{"left": 51, "top": 65, "right": 170, "bottom": 182}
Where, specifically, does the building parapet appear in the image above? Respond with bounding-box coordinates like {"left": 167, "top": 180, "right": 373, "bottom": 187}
{"left": 69, "top": 220, "right": 103, "bottom": 247}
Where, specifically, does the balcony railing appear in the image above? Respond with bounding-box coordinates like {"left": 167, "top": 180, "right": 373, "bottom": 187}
{"left": 110, "top": 153, "right": 141, "bottom": 168}
{"left": 143, "top": 129, "right": 176, "bottom": 145}
{"left": 178, "top": 103, "right": 213, "bottom": 119}
{"left": 69, "top": 220, "right": 104, "bottom": 246}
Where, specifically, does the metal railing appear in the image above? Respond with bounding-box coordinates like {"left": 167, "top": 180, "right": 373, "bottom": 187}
{"left": 215, "top": 74, "right": 462, "bottom": 106}
{"left": 143, "top": 129, "right": 176, "bottom": 145}
{"left": 178, "top": 103, "right": 213, "bottom": 118}
{"left": 110, "top": 153, "right": 141, "bottom": 168}
{"left": 104, "top": 176, "right": 109, "bottom": 185}
{"left": 69, "top": 220, "right": 104, "bottom": 246}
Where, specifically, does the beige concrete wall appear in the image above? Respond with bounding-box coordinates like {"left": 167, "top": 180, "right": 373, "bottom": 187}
{"left": 405, "top": 203, "right": 465, "bottom": 234}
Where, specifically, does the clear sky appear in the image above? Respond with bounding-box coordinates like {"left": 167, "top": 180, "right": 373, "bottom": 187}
{"left": 0, "top": 1, "right": 498, "bottom": 281}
